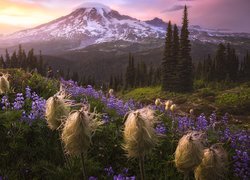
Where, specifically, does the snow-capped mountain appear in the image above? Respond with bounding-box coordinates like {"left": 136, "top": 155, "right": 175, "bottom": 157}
{"left": 1, "top": 3, "right": 165, "bottom": 49}
{"left": 0, "top": 2, "right": 250, "bottom": 51}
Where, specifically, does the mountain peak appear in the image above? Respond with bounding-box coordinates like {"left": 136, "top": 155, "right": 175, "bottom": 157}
{"left": 74, "top": 2, "right": 112, "bottom": 13}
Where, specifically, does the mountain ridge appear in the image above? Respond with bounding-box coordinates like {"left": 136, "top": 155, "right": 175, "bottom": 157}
{"left": 1, "top": 2, "right": 249, "bottom": 52}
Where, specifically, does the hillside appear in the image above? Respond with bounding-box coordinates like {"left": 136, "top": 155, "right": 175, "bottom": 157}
{"left": 0, "top": 69, "right": 249, "bottom": 179}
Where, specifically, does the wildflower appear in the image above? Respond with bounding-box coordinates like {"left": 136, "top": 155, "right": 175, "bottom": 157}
{"left": 0, "top": 73, "right": 10, "bottom": 94}
{"left": 170, "top": 104, "right": 177, "bottom": 112}
{"left": 195, "top": 144, "right": 228, "bottom": 180}
{"left": 165, "top": 100, "right": 173, "bottom": 111}
{"left": 45, "top": 94, "right": 70, "bottom": 130}
{"left": 155, "top": 98, "right": 161, "bottom": 106}
{"left": 61, "top": 107, "right": 102, "bottom": 156}
{"left": 175, "top": 131, "right": 206, "bottom": 176}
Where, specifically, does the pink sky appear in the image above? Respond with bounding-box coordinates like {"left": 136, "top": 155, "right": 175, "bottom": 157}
{"left": 0, "top": 0, "right": 249, "bottom": 34}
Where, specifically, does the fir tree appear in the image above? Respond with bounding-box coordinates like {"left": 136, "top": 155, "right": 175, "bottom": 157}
{"left": 214, "top": 43, "right": 226, "bottom": 81}
{"left": 178, "top": 5, "right": 193, "bottom": 92}
{"left": 161, "top": 21, "right": 174, "bottom": 91}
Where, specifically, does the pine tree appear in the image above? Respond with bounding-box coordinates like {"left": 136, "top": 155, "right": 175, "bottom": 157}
{"left": 125, "top": 53, "right": 135, "bottom": 89}
{"left": 161, "top": 21, "right": 174, "bottom": 91}
{"left": 10, "top": 51, "right": 18, "bottom": 68}
{"left": 5, "top": 49, "right": 10, "bottom": 68}
{"left": 226, "top": 44, "right": 239, "bottom": 81}
{"left": 242, "top": 51, "right": 250, "bottom": 81}
{"left": 0, "top": 55, "right": 6, "bottom": 69}
{"left": 109, "top": 75, "right": 114, "bottom": 88}
{"left": 214, "top": 43, "right": 226, "bottom": 81}
{"left": 178, "top": 5, "right": 193, "bottom": 92}
{"left": 196, "top": 61, "right": 203, "bottom": 79}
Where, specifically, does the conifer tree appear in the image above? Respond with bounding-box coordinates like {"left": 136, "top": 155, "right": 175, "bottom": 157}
{"left": 161, "top": 21, "right": 174, "bottom": 91}
{"left": 5, "top": 49, "right": 10, "bottom": 68}
{"left": 125, "top": 53, "right": 135, "bottom": 88}
{"left": 178, "top": 5, "right": 193, "bottom": 92}
{"left": 0, "top": 55, "right": 5, "bottom": 69}
{"left": 242, "top": 51, "right": 250, "bottom": 81}
{"left": 214, "top": 43, "right": 226, "bottom": 81}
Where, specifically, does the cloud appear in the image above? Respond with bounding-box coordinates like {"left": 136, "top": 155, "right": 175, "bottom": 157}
{"left": 162, "top": 5, "right": 191, "bottom": 12}
{"left": 178, "top": 0, "right": 195, "bottom": 1}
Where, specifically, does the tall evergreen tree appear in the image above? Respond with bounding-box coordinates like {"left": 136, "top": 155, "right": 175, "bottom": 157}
{"left": 0, "top": 55, "right": 6, "bottom": 69}
{"left": 226, "top": 44, "right": 239, "bottom": 81}
{"left": 178, "top": 5, "right": 193, "bottom": 92}
{"left": 242, "top": 51, "right": 250, "bottom": 81}
{"left": 161, "top": 21, "right": 174, "bottom": 91}
{"left": 214, "top": 43, "right": 226, "bottom": 81}
{"left": 5, "top": 49, "right": 10, "bottom": 68}
{"left": 125, "top": 53, "right": 135, "bottom": 88}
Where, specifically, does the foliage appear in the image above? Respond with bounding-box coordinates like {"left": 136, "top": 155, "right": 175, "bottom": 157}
{"left": 0, "top": 76, "right": 249, "bottom": 179}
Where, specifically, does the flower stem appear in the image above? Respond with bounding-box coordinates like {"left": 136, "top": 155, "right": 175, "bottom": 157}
{"left": 139, "top": 155, "right": 145, "bottom": 180}
{"left": 81, "top": 153, "right": 87, "bottom": 180}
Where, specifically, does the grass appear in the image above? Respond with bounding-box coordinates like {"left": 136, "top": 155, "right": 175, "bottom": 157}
{"left": 119, "top": 82, "right": 250, "bottom": 124}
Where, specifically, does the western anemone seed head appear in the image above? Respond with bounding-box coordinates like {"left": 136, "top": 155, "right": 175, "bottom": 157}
{"left": 155, "top": 98, "right": 161, "bottom": 106}
{"left": 170, "top": 104, "right": 177, "bottom": 112}
{"left": 194, "top": 144, "right": 228, "bottom": 180}
{"left": 137, "top": 107, "right": 157, "bottom": 124}
{"left": 61, "top": 107, "right": 102, "bottom": 156}
{"left": 190, "top": 109, "right": 194, "bottom": 115}
{"left": 108, "top": 89, "right": 114, "bottom": 96}
{"left": 123, "top": 107, "right": 158, "bottom": 158}
{"left": 175, "top": 131, "right": 206, "bottom": 174}
{"left": 0, "top": 73, "right": 10, "bottom": 94}
{"left": 45, "top": 94, "right": 70, "bottom": 130}
{"left": 165, "top": 100, "right": 173, "bottom": 111}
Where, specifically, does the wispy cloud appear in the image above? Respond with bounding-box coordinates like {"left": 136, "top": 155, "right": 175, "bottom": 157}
{"left": 162, "top": 5, "right": 191, "bottom": 12}
{"left": 178, "top": 0, "right": 195, "bottom": 1}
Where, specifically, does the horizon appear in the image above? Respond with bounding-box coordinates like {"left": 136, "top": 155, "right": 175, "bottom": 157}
{"left": 0, "top": 0, "right": 250, "bottom": 35}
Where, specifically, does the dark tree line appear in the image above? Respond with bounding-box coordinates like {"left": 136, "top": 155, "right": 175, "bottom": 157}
{"left": 161, "top": 5, "right": 193, "bottom": 92}
{"left": 121, "top": 53, "right": 161, "bottom": 90}
{"left": 0, "top": 45, "right": 47, "bottom": 76}
{"left": 195, "top": 43, "right": 250, "bottom": 82}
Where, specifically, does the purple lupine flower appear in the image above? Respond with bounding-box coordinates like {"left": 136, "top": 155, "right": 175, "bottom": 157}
{"left": 102, "top": 114, "right": 111, "bottom": 124}
{"left": 221, "top": 113, "right": 229, "bottom": 125}
{"left": 196, "top": 113, "right": 208, "bottom": 131}
{"left": 88, "top": 177, "right": 98, "bottom": 180}
{"left": 1, "top": 95, "right": 10, "bottom": 110}
{"left": 177, "top": 116, "right": 194, "bottom": 133}
{"left": 25, "top": 86, "right": 32, "bottom": 99}
{"left": 104, "top": 166, "right": 114, "bottom": 176}
{"left": 155, "top": 123, "right": 167, "bottom": 135}
{"left": 209, "top": 111, "right": 217, "bottom": 127}
{"left": 12, "top": 93, "right": 24, "bottom": 110}
{"left": 27, "top": 92, "right": 46, "bottom": 121}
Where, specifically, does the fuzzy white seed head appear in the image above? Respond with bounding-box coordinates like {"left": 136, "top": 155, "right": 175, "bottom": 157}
{"left": 155, "top": 98, "right": 161, "bottom": 106}
{"left": 61, "top": 108, "right": 102, "bottom": 156}
{"left": 45, "top": 95, "right": 70, "bottom": 130}
{"left": 0, "top": 73, "right": 10, "bottom": 94}
{"left": 123, "top": 107, "right": 158, "bottom": 158}
{"left": 175, "top": 131, "right": 206, "bottom": 174}
{"left": 194, "top": 144, "right": 228, "bottom": 180}
{"left": 190, "top": 109, "right": 194, "bottom": 115}
{"left": 165, "top": 100, "right": 173, "bottom": 111}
